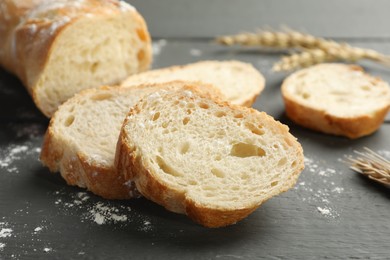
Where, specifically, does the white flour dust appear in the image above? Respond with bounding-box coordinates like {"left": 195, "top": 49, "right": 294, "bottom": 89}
{"left": 0, "top": 222, "right": 13, "bottom": 251}
{"left": 189, "top": 48, "right": 202, "bottom": 57}
{"left": 0, "top": 123, "right": 44, "bottom": 173}
{"left": 294, "top": 157, "right": 346, "bottom": 218}
{"left": 0, "top": 145, "right": 29, "bottom": 173}
{"left": 53, "top": 190, "right": 153, "bottom": 231}
{"left": 34, "top": 227, "right": 43, "bottom": 233}
{"left": 152, "top": 39, "right": 167, "bottom": 56}
{"left": 0, "top": 228, "right": 12, "bottom": 238}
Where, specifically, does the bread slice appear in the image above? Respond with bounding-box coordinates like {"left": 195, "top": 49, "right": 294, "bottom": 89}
{"left": 0, "top": 0, "right": 152, "bottom": 117}
{"left": 40, "top": 81, "right": 221, "bottom": 199}
{"left": 281, "top": 63, "right": 390, "bottom": 139}
{"left": 120, "top": 60, "right": 265, "bottom": 107}
{"left": 116, "top": 90, "right": 304, "bottom": 227}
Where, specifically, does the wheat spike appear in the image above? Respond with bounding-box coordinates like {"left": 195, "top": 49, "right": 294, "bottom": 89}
{"left": 346, "top": 147, "right": 390, "bottom": 186}
{"left": 216, "top": 29, "right": 323, "bottom": 49}
{"left": 216, "top": 29, "right": 390, "bottom": 71}
{"left": 273, "top": 49, "right": 335, "bottom": 71}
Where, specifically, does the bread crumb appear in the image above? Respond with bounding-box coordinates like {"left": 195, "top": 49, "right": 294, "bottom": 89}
{"left": 0, "top": 243, "right": 5, "bottom": 251}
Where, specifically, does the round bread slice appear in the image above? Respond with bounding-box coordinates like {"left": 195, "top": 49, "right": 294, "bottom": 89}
{"left": 281, "top": 63, "right": 390, "bottom": 139}
{"left": 120, "top": 60, "right": 265, "bottom": 107}
{"left": 40, "top": 81, "right": 221, "bottom": 199}
{"left": 116, "top": 90, "right": 304, "bottom": 227}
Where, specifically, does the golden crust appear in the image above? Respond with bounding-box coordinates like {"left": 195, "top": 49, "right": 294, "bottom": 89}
{"left": 281, "top": 64, "right": 390, "bottom": 139}
{"left": 41, "top": 123, "right": 136, "bottom": 199}
{"left": 0, "top": 0, "right": 152, "bottom": 117}
{"left": 116, "top": 89, "right": 304, "bottom": 227}
{"left": 120, "top": 60, "right": 265, "bottom": 107}
{"left": 40, "top": 81, "right": 222, "bottom": 199}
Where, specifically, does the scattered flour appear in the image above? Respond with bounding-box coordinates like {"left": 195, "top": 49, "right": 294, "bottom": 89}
{"left": 189, "top": 48, "right": 202, "bottom": 57}
{"left": 43, "top": 247, "right": 52, "bottom": 253}
{"left": 0, "top": 145, "right": 28, "bottom": 173}
{"left": 152, "top": 39, "right": 167, "bottom": 56}
{"left": 88, "top": 202, "right": 129, "bottom": 225}
{"left": 294, "top": 156, "right": 345, "bottom": 218}
{"left": 317, "top": 206, "right": 332, "bottom": 217}
{"left": 0, "top": 228, "right": 12, "bottom": 238}
{"left": 53, "top": 191, "right": 134, "bottom": 226}
{"left": 0, "top": 222, "right": 13, "bottom": 252}
{"left": 139, "top": 220, "right": 152, "bottom": 232}
{"left": 34, "top": 227, "right": 43, "bottom": 233}
{"left": 0, "top": 124, "right": 43, "bottom": 173}
{"left": 52, "top": 190, "right": 155, "bottom": 232}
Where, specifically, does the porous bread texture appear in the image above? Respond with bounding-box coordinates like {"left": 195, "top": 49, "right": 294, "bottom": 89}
{"left": 116, "top": 90, "right": 304, "bottom": 227}
{"left": 120, "top": 60, "right": 265, "bottom": 107}
{"left": 40, "top": 81, "right": 221, "bottom": 199}
{"left": 282, "top": 63, "right": 390, "bottom": 139}
{"left": 0, "top": 0, "right": 152, "bottom": 117}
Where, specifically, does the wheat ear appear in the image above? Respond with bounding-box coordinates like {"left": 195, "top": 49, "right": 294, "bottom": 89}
{"left": 216, "top": 29, "right": 390, "bottom": 71}
{"left": 346, "top": 147, "right": 390, "bottom": 186}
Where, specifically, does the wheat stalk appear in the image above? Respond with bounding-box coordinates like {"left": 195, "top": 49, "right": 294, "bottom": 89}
{"left": 216, "top": 29, "right": 390, "bottom": 71}
{"left": 346, "top": 147, "right": 390, "bottom": 186}
{"left": 273, "top": 46, "right": 390, "bottom": 71}
{"left": 273, "top": 49, "right": 335, "bottom": 72}
{"left": 216, "top": 30, "right": 322, "bottom": 49}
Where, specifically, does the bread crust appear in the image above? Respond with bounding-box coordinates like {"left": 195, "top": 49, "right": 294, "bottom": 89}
{"left": 40, "top": 81, "right": 223, "bottom": 199}
{"left": 41, "top": 122, "right": 137, "bottom": 199}
{"left": 116, "top": 90, "right": 304, "bottom": 227}
{"left": 0, "top": 0, "right": 152, "bottom": 117}
{"left": 120, "top": 60, "right": 265, "bottom": 107}
{"left": 281, "top": 64, "right": 390, "bottom": 139}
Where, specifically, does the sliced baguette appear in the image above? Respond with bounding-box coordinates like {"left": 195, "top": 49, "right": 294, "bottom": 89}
{"left": 120, "top": 60, "right": 265, "bottom": 107}
{"left": 40, "top": 81, "right": 221, "bottom": 199}
{"left": 281, "top": 63, "right": 390, "bottom": 139}
{"left": 0, "top": 0, "right": 152, "bottom": 117}
{"left": 116, "top": 90, "right": 304, "bottom": 227}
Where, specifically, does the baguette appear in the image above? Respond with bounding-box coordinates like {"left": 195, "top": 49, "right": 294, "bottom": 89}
{"left": 116, "top": 90, "right": 304, "bottom": 227}
{"left": 121, "top": 60, "right": 265, "bottom": 107}
{"left": 0, "top": 0, "right": 152, "bottom": 117}
{"left": 281, "top": 63, "right": 390, "bottom": 139}
{"left": 40, "top": 81, "right": 221, "bottom": 199}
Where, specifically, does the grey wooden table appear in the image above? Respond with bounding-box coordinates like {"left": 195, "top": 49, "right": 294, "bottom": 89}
{"left": 1, "top": 1, "right": 389, "bottom": 259}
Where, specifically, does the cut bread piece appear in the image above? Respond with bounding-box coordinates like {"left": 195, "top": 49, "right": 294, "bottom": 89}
{"left": 120, "top": 60, "right": 265, "bottom": 107}
{"left": 40, "top": 81, "right": 221, "bottom": 199}
{"left": 116, "top": 90, "right": 304, "bottom": 227}
{"left": 281, "top": 63, "right": 390, "bottom": 139}
{"left": 0, "top": 0, "right": 152, "bottom": 117}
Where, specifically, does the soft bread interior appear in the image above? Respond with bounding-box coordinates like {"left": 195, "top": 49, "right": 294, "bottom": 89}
{"left": 124, "top": 90, "right": 303, "bottom": 211}
{"left": 121, "top": 61, "right": 265, "bottom": 106}
{"left": 283, "top": 64, "right": 390, "bottom": 117}
{"left": 35, "top": 13, "right": 149, "bottom": 116}
{"left": 51, "top": 82, "right": 219, "bottom": 170}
